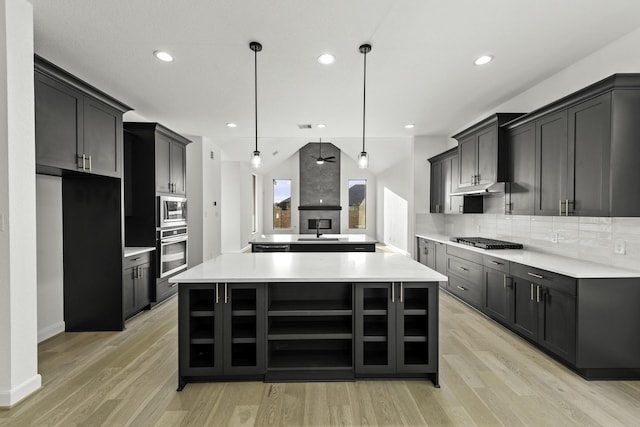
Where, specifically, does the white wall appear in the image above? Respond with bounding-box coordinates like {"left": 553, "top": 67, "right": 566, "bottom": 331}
{"left": 36, "top": 175, "right": 64, "bottom": 341}
{"left": 0, "top": 0, "right": 41, "bottom": 406}
{"left": 221, "top": 161, "right": 262, "bottom": 252}
{"left": 186, "top": 136, "right": 222, "bottom": 265}
{"left": 261, "top": 152, "right": 299, "bottom": 235}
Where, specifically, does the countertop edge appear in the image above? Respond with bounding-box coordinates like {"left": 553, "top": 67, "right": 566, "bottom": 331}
{"left": 124, "top": 247, "right": 156, "bottom": 257}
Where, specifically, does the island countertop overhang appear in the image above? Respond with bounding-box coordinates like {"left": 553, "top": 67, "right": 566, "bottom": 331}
{"left": 170, "top": 252, "right": 448, "bottom": 283}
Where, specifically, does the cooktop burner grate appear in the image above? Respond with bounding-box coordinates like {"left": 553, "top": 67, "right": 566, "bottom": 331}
{"left": 450, "top": 237, "right": 523, "bottom": 250}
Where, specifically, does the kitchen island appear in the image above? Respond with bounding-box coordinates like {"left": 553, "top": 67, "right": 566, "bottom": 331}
{"left": 249, "top": 234, "right": 377, "bottom": 252}
{"left": 170, "top": 252, "right": 447, "bottom": 390}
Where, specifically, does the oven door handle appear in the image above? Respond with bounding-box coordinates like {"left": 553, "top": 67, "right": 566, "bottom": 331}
{"left": 161, "top": 235, "right": 188, "bottom": 245}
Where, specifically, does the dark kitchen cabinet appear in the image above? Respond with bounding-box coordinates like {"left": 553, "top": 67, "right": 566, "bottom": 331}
{"left": 178, "top": 283, "right": 266, "bottom": 389}
{"left": 428, "top": 148, "right": 463, "bottom": 214}
{"left": 506, "top": 122, "right": 535, "bottom": 215}
{"left": 510, "top": 263, "right": 576, "bottom": 364}
{"left": 429, "top": 157, "right": 443, "bottom": 213}
{"left": 534, "top": 111, "right": 569, "bottom": 216}
{"left": 355, "top": 282, "right": 439, "bottom": 383}
{"left": 482, "top": 256, "right": 511, "bottom": 325}
{"left": 416, "top": 238, "right": 447, "bottom": 289}
{"left": 453, "top": 113, "right": 523, "bottom": 189}
{"left": 445, "top": 246, "right": 483, "bottom": 308}
{"left": 155, "top": 132, "right": 187, "bottom": 195}
{"left": 34, "top": 56, "right": 131, "bottom": 178}
{"left": 123, "top": 251, "right": 152, "bottom": 319}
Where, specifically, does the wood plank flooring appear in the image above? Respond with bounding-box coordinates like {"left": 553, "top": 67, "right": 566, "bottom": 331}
{"left": 2, "top": 291, "right": 639, "bottom": 426}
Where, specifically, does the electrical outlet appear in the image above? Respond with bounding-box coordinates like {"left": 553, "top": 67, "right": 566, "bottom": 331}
{"left": 614, "top": 240, "right": 626, "bottom": 255}
{"left": 551, "top": 232, "right": 559, "bottom": 244}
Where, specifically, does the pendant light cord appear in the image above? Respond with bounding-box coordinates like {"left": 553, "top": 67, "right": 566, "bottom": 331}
{"left": 254, "top": 47, "right": 258, "bottom": 153}
{"left": 362, "top": 49, "right": 367, "bottom": 153}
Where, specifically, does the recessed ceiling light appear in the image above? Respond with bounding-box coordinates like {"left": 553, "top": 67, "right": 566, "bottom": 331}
{"left": 318, "top": 53, "right": 335, "bottom": 65}
{"left": 404, "top": 124, "right": 415, "bottom": 129}
{"left": 317, "top": 124, "right": 326, "bottom": 129}
{"left": 153, "top": 50, "right": 175, "bottom": 62}
{"left": 226, "top": 122, "right": 237, "bottom": 128}
{"left": 474, "top": 55, "right": 493, "bottom": 66}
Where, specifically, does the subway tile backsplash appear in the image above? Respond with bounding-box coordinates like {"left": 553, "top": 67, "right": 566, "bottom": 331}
{"left": 416, "top": 212, "right": 640, "bottom": 271}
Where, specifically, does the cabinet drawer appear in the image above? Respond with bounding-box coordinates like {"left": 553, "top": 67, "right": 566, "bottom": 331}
{"left": 448, "top": 275, "right": 482, "bottom": 307}
{"left": 156, "top": 277, "right": 178, "bottom": 302}
{"left": 418, "top": 238, "right": 435, "bottom": 250}
{"left": 483, "top": 255, "right": 509, "bottom": 273}
{"left": 511, "top": 263, "right": 576, "bottom": 296}
{"left": 124, "top": 251, "right": 152, "bottom": 270}
{"left": 446, "top": 245, "right": 483, "bottom": 264}
{"left": 447, "top": 255, "right": 482, "bottom": 284}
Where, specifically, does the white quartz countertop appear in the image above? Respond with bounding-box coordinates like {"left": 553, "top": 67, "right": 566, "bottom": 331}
{"left": 124, "top": 247, "right": 156, "bottom": 258}
{"left": 249, "top": 234, "right": 378, "bottom": 244}
{"left": 170, "top": 252, "right": 447, "bottom": 283}
{"left": 416, "top": 233, "right": 640, "bottom": 279}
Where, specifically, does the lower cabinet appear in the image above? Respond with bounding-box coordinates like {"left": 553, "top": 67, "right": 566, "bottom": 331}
{"left": 482, "top": 256, "right": 511, "bottom": 325}
{"left": 354, "top": 282, "right": 439, "bottom": 384}
{"left": 123, "top": 254, "right": 152, "bottom": 320}
{"left": 416, "top": 238, "right": 447, "bottom": 289}
{"left": 178, "top": 283, "right": 266, "bottom": 390}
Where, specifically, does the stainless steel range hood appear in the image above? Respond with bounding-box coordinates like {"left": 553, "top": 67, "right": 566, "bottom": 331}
{"left": 450, "top": 181, "right": 506, "bottom": 196}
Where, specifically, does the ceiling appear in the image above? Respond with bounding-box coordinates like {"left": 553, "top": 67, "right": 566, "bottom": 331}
{"left": 31, "top": 0, "right": 640, "bottom": 171}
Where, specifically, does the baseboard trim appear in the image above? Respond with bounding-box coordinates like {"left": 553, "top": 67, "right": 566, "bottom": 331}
{"left": 0, "top": 374, "right": 42, "bottom": 408}
{"left": 38, "top": 321, "right": 65, "bottom": 343}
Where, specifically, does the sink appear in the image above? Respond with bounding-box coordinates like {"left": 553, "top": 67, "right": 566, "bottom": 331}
{"left": 297, "top": 237, "right": 341, "bottom": 241}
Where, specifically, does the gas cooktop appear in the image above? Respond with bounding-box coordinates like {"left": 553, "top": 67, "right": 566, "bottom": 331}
{"left": 449, "top": 237, "right": 523, "bottom": 250}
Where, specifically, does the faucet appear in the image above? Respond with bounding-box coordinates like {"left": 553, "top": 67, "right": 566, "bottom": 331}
{"left": 316, "top": 217, "right": 322, "bottom": 238}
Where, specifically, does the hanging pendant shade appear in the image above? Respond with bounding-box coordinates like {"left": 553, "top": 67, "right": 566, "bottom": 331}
{"left": 359, "top": 43, "right": 371, "bottom": 169}
{"left": 250, "top": 41, "right": 262, "bottom": 168}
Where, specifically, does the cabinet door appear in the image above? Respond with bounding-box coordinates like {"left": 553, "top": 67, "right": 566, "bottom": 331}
{"left": 416, "top": 239, "right": 434, "bottom": 269}
{"left": 535, "top": 111, "right": 569, "bottom": 215}
{"left": 458, "top": 134, "right": 476, "bottom": 188}
{"left": 179, "top": 285, "right": 224, "bottom": 379}
{"left": 34, "top": 73, "right": 83, "bottom": 171}
{"left": 430, "top": 160, "right": 442, "bottom": 213}
{"left": 123, "top": 268, "right": 136, "bottom": 319}
{"left": 83, "top": 97, "right": 121, "bottom": 177}
{"left": 449, "top": 154, "right": 463, "bottom": 214}
{"left": 476, "top": 125, "right": 497, "bottom": 185}
{"left": 510, "top": 276, "right": 538, "bottom": 341}
{"left": 538, "top": 288, "right": 576, "bottom": 364}
{"left": 135, "top": 263, "right": 151, "bottom": 309}
{"left": 223, "top": 283, "right": 266, "bottom": 375}
{"left": 568, "top": 93, "right": 612, "bottom": 216}
{"left": 483, "top": 268, "right": 510, "bottom": 324}
{"left": 396, "top": 282, "right": 438, "bottom": 374}
{"left": 434, "top": 242, "right": 447, "bottom": 277}
{"left": 355, "top": 283, "right": 396, "bottom": 375}
{"left": 171, "top": 142, "right": 187, "bottom": 195}
{"left": 442, "top": 156, "right": 452, "bottom": 213}
{"left": 507, "top": 123, "right": 535, "bottom": 215}
{"left": 155, "top": 133, "right": 172, "bottom": 194}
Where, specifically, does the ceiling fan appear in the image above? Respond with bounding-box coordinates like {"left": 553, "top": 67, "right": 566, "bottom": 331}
{"left": 311, "top": 138, "right": 336, "bottom": 165}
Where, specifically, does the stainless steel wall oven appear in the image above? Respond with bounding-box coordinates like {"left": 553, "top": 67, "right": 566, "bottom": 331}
{"left": 158, "top": 226, "right": 188, "bottom": 277}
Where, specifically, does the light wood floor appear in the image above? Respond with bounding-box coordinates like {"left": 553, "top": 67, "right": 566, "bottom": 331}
{"left": 2, "top": 291, "right": 640, "bottom": 426}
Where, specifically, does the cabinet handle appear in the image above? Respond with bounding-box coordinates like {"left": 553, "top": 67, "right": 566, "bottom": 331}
{"left": 79, "top": 154, "right": 86, "bottom": 170}
{"left": 139, "top": 267, "right": 143, "bottom": 279}
{"left": 88, "top": 155, "right": 92, "bottom": 172}
{"left": 215, "top": 283, "right": 219, "bottom": 304}
{"left": 536, "top": 285, "right": 541, "bottom": 303}
{"left": 391, "top": 282, "right": 395, "bottom": 303}
{"left": 400, "top": 282, "right": 404, "bottom": 303}
{"left": 530, "top": 283, "right": 534, "bottom": 301}
{"left": 559, "top": 199, "right": 562, "bottom": 216}
{"left": 458, "top": 266, "right": 468, "bottom": 271}
{"left": 527, "top": 272, "right": 544, "bottom": 279}
{"left": 489, "top": 260, "right": 502, "bottom": 266}
{"left": 565, "top": 199, "right": 570, "bottom": 216}
{"left": 456, "top": 285, "right": 466, "bottom": 291}
{"left": 224, "top": 283, "right": 228, "bottom": 304}
{"left": 133, "top": 267, "right": 138, "bottom": 279}
{"left": 503, "top": 274, "right": 507, "bottom": 289}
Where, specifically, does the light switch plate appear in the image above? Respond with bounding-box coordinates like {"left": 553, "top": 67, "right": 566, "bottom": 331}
{"left": 614, "top": 240, "right": 626, "bottom": 255}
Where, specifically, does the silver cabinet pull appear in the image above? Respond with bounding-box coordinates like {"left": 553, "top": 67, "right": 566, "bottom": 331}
{"left": 530, "top": 283, "right": 534, "bottom": 301}
{"left": 536, "top": 285, "right": 541, "bottom": 303}
{"left": 559, "top": 200, "right": 562, "bottom": 216}
{"left": 79, "top": 154, "right": 86, "bottom": 170}
{"left": 458, "top": 266, "right": 468, "bottom": 271}
{"left": 527, "top": 272, "right": 544, "bottom": 279}
{"left": 139, "top": 267, "right": 143, "bottom": 279}
{"left": 400, "top": 282, "right": 404, "bottom": 303}
{"left": 88, "top": 155, "right": 92, "bottom": 172}
{"left": 565, "top": 199, "right": 570, "bottom": 216}
{"left": 456, "top": 285, "right": 466, "bottom": 291}
{"left": 489, "top": 260, "right": 502, "bottom": 266}
{"left": 224, "top": 283, "right": 228, "bottom": 304}
{"left": 391, "top": 282, "right": 395, "bottom": 303}
{"left": 215, "top": 283, "right": 219, "bottom": 304}
{"left": 424, "top": 247, "right": 428, "bottom": 255}
{"left": 503, "top": 274, "right": 507, "bottom": 289}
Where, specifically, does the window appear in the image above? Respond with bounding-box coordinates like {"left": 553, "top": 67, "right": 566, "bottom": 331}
{"left": 348, "top": 179, "right": 366, "bottom": 229}
{"left": 273, "top": 179, "right": 292, "bottom": 229}
{"left": 252, "top": 174, "right": 257, "bottom": 233}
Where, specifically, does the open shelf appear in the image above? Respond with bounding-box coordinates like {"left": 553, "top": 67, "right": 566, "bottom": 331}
{"left": 269, "top": 282, "right": 352, "bottom": 314}
{"left": 268, "top": 339, "right": 352, "bottom": 369}
{"left": 269, "top": 316, "right": 352, "bottom": 339}
{"left": 268, "top": 300, "right": 352, "bottom": 314}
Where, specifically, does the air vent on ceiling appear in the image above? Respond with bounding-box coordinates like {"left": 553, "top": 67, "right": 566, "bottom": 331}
{"left": 297, "top": 124, "right": 312, "bottom": 129}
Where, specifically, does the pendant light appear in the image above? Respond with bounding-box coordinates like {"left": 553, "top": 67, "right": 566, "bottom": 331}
{"left": 358, "top": 43, "right": 371, "bottom": 169}
{"left": 250, "top": 41, "right": 262, "bottom": 168}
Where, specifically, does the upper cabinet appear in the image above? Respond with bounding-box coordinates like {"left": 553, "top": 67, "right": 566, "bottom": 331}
{"left": 124, "top": 122, "right": 191, "bottom": 197}
{"left": 452, "top": 113, "right": 523, "bottom": 189}
{"left": 505, "top": 74, "right": 640, "bottom": 217}
{"left": 429, "top": 148, "right": 462, "bottom": 214}
{"left": 34, "top": 55, "right": 132, "bottom": 178}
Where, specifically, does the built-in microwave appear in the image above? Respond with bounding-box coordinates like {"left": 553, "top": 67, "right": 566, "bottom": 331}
{"left": 158, "top": 196, "right": 187, "bottom": 228}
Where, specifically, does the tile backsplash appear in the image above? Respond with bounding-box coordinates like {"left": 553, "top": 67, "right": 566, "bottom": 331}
{"left": 416, "top": 212, "right": 640, "bottom": 271}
